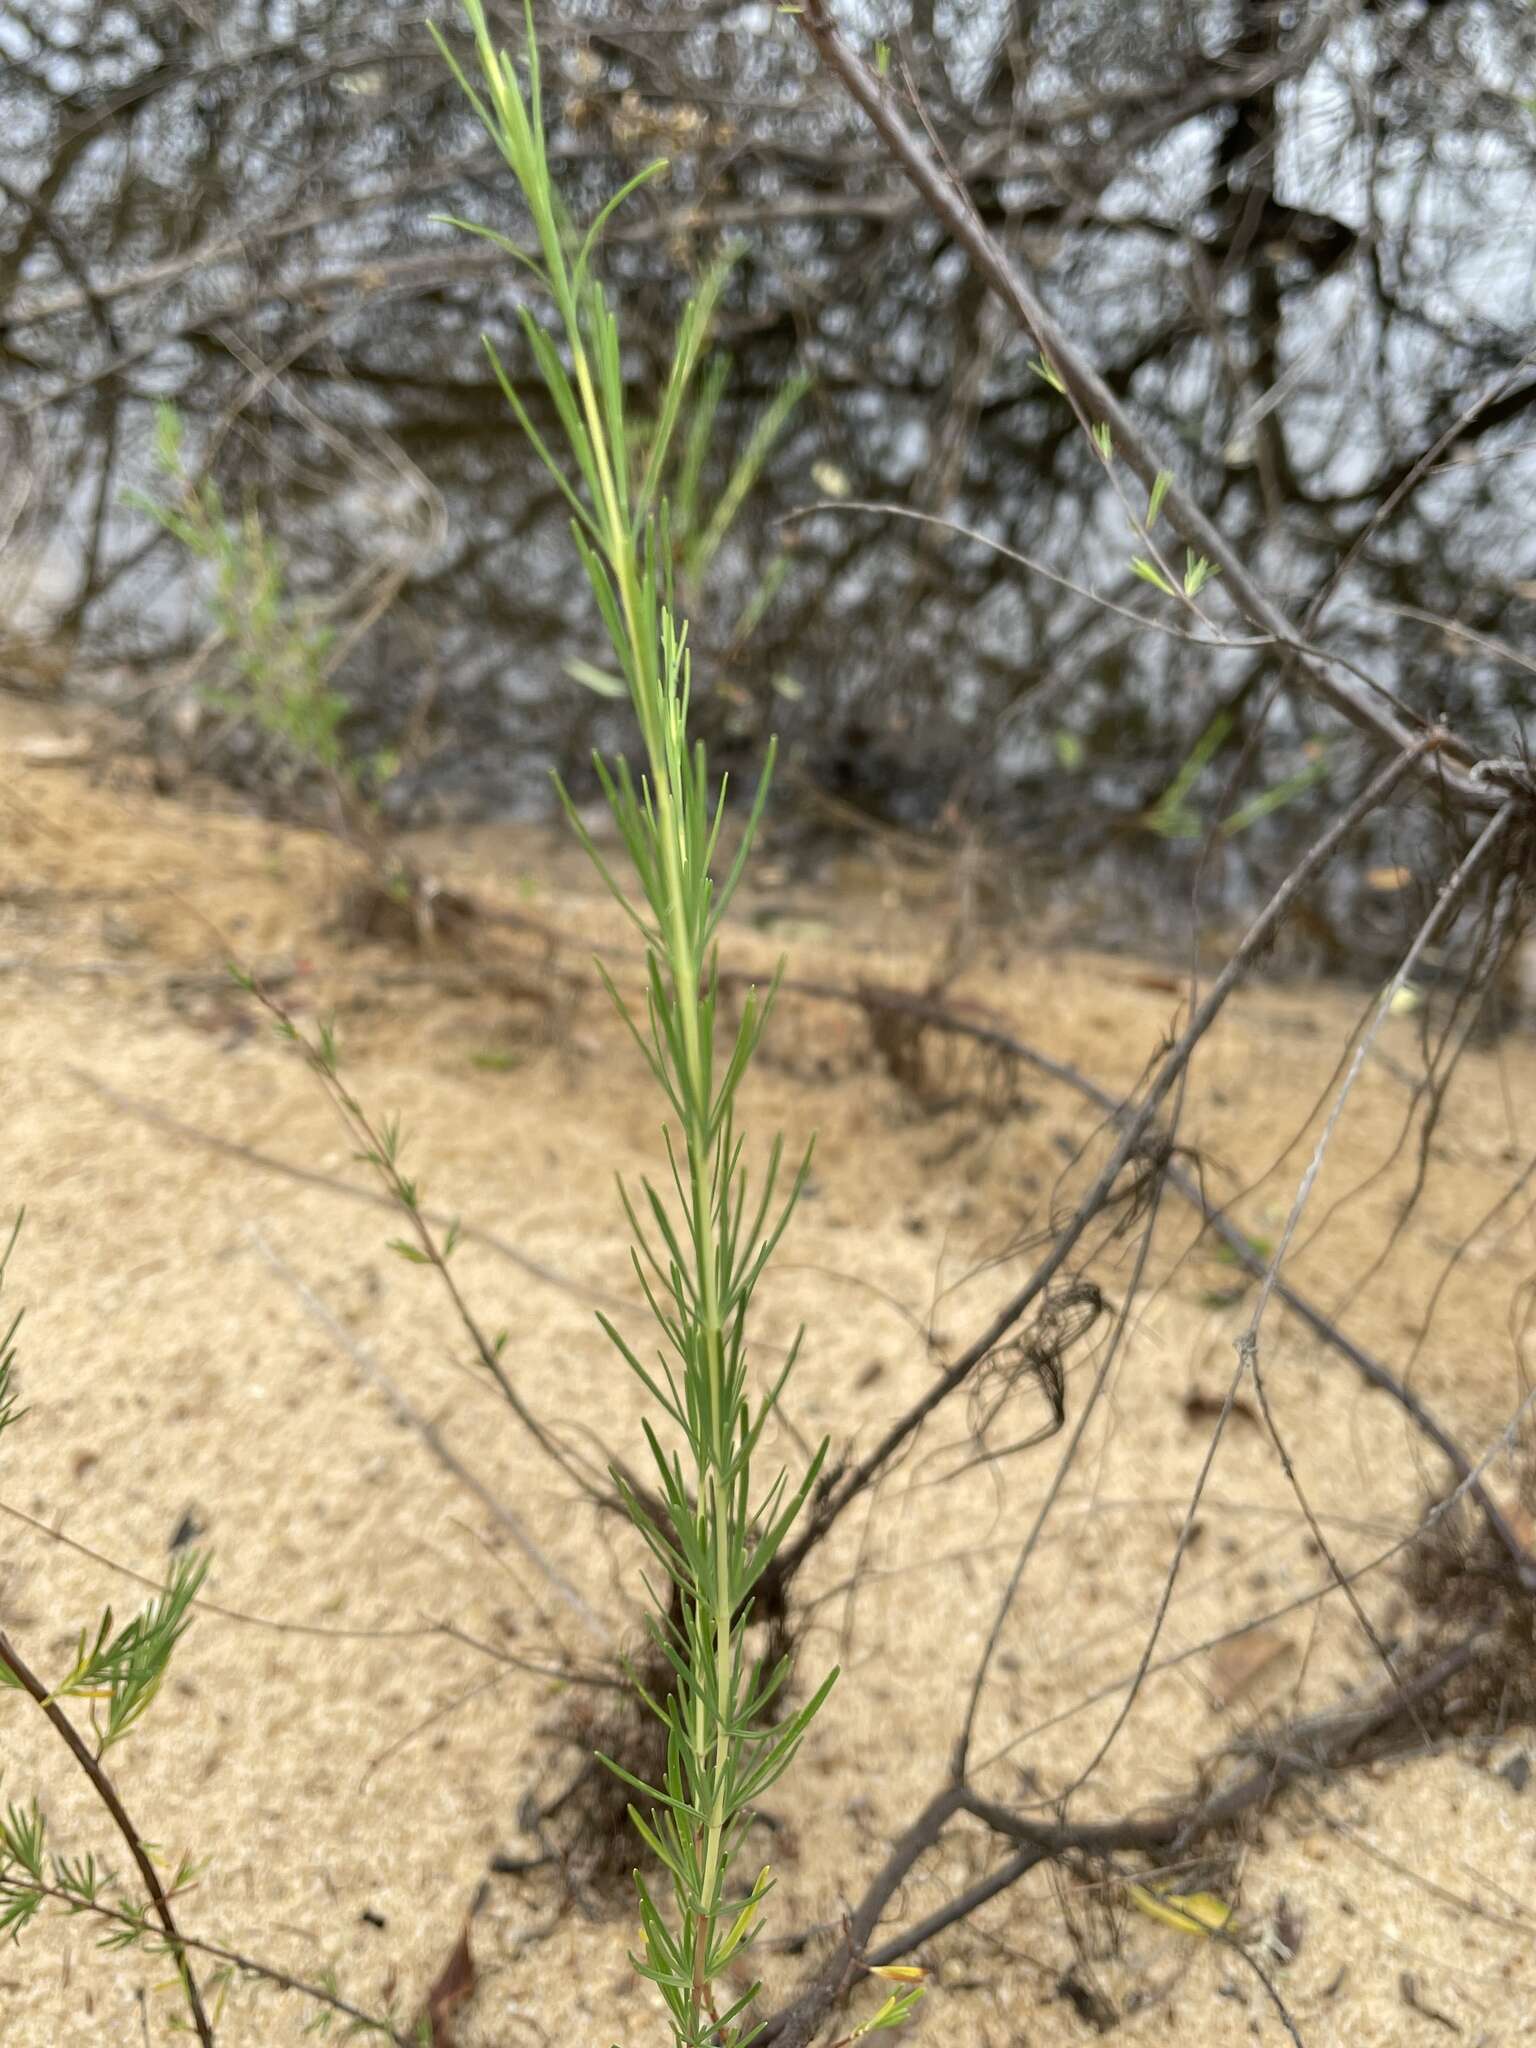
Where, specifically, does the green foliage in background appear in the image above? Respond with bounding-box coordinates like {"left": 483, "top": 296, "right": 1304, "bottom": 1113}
{"left": 126, "top": 406, "right": 399, "bottom": 821}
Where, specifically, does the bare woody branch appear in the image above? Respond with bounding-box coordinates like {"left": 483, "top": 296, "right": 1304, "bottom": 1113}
{"left": 787, "top": 0, "right": 1503, "bottom": 815}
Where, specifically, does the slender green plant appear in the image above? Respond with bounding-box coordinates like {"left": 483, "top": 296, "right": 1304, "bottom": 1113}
{"left": 428, "top": 8, "right": 895, "bottom": 2043}
{"left": 126, "top": 404, "right": 401, "bottom": 842}
{"left": 1143, "top": 706, "right": 1335, "bottom": 842}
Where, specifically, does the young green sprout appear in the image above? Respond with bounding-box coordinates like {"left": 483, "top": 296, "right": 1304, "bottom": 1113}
{"left": 430, "top": 6, "right": 852, "bottom": 2043}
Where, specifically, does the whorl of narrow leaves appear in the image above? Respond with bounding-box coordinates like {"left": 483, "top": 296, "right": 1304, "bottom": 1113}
{"left": 432, "top": 6, "right": 845, "bottom": 2042}
{"left": 8, "top": 1551, "right": 206, "bottom": 1754}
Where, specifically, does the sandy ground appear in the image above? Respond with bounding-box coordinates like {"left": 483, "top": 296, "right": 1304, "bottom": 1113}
{"left": 3, "top": 692, "right": 1535, "bottom": 2047}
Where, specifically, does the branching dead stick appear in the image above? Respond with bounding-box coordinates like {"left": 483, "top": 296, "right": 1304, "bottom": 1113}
{"left": 980, "top": 1360, "right": 1536, "bottom": 1791}
{"left": 1243, "top": 802, "right": 1518, "bottom": 1353}
{"left": 1304, "top": 343, "right": 1536, "bottom": 636}
{"left": 0, "top": 1632, "right": 215, "bottom": 2048}
{"left": 775, "top": 738, "right": 1437, "bottom": 1583}
{"left": 756, "top": 1786, "right": 966, "bottom": 2046}
{"left": 955, "top": 1143, "right": 1166, "bottom": 1777}
{"left": 1176, "top": 803, "right": 1524, "bottom": 1725}
{"left": 865, "top": 1839, "right": 1303, "bottom": 2048}
{"left": 789, "top": 1, "right": 1497, "bottom": 812}
{"left": 960, "top": 1634, "right": 1483, "bottom": 1859}
{"left": 859, "top": 1844, "right": 1046, "bottom": 1970}
{"left": 1057, "top": 796, "right": 1516, "bottom": 1790}
{"left": 756, "top": 979, "right": 1536, "bottom": 1583}
{"left": 762, "top": 1636, "right": 1480, "bottom": 2047}
{"left": 964, "top": 808, "right": 1518, "bottom": 1805}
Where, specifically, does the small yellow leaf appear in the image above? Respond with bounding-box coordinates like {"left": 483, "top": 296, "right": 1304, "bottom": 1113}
{"left": 1365, "top": 865, "right": 1414, "bottom": 892}
{"left": 811, "top": 460, "right": 852, "bottom": 499}
{"left": 1127, "top": 1882, "right": 1232, "bottom": 1937}
{"left": 870, "top": 1964, "right": 928, "bottom": 1983}
{"left": 1388, "top": 982, "right": 1424, "bottom": 1017}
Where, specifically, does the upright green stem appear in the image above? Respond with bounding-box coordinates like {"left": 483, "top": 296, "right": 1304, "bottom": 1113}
{"left": 436, "top": 11, "right": 842, "bottom": 2041}
{"left": 571, "top": 299, "right": 743, "bottom": 2039}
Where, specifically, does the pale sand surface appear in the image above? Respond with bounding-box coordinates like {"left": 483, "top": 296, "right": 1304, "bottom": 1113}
{"left": 3, "top": 695, "right": 1534, "bottom": 2045}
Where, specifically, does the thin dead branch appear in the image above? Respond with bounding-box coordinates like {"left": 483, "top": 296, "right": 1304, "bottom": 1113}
{"left": 247, "top": 1223, "right": 609, "bottom": 1644}
{"left": 69, "top": 1066, "right": 624, "bottom": 1311}
{"left": 737, "top": 975, "right": 1536, "bottom": 1588}
{"left": 773, "top": 736, "right": 1440, "bottom": 1584}
{"left": 761, "top": 1635, "right": 1483, "bottom": 2047}
{"left": 788, "top": 0, "right": 1498, "bottom": 813}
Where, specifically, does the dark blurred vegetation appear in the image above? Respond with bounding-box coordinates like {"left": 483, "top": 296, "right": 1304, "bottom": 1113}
{"left": 2, "top": 0, "right": 1534, "bottom": 943}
